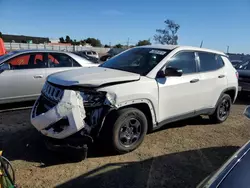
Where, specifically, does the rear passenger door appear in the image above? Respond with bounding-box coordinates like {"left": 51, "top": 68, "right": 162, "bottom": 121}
{"left": 45, "top": 52, "right": 81, "bottom": 78}
{"left": 197, "top": 52, "right": 227, "bottom": 109}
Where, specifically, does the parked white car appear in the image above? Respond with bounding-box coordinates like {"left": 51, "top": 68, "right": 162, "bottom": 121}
{"left": 82, "top": 50, "right": 99, "bottom": 59}
{"left": 31, "top": 45, "right": 238, "bottom": 154}
{"left": 0, "top": 49, "right": 97, "bottom": 104}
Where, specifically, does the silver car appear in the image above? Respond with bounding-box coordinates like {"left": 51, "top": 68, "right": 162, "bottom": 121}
{"left": 0, "top": 49, "right": 98, "bottom": 104}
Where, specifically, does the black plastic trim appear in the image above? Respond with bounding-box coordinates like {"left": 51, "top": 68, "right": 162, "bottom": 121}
{"left": 216, "top": 86, "right": 237, "bottom": 105}
{"left": 155, "top": 108, "right": 215, "bottom": 129}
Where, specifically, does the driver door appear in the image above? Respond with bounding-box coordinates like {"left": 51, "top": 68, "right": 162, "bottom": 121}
{"left": 156, "top": 51, "right": 201, "bottom": 122}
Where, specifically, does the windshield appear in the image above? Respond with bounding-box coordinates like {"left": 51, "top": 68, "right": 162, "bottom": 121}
{"left": 237, "top": 61, "right": 250, "bottom": 70}
{"left": 100, "top": 48, "right": 171, "bottom": 75}
{"left": 0, "top": 51, "right": 17, "bottom": 62}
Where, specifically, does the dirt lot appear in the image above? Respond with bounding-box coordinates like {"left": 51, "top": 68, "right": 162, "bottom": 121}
{"left": 0, "top": 98, "right": 250, "bottom": 188}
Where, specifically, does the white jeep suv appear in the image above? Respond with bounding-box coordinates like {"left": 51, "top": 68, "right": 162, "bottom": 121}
{"left": 31, "top": 45, "right": 238, "bottom": 153}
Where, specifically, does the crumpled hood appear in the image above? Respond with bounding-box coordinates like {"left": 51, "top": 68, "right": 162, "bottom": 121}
{"left": 47, "top": 67, "right": 140, "bottom": 87}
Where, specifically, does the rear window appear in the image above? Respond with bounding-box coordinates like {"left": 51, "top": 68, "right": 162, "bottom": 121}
{"left": 198, "top": 52, "right": 224, "bottom": 72}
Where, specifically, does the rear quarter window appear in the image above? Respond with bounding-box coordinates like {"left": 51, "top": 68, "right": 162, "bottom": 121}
{"left": 198, "top": 52, "right": 224, "bottom": 72}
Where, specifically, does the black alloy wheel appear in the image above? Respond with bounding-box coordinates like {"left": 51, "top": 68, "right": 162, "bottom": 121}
{"left": 218, "top": 98, "right": 230, "bottom": 121}
{"left": 119, "top": 118, "right": 142, "bottom": 147}
{"left": 111, "top": 108, "right": 148, "bottom": 153}
{"left": 209, "top": 94, "right": 232, "bottom": 123}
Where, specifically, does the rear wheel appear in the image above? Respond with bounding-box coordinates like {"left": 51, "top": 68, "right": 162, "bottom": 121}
{"left": 209, "top": 94, "right": 232, "bottom": 123}
{"left": 112, "top": 108, "right": 148, "bottom": 154}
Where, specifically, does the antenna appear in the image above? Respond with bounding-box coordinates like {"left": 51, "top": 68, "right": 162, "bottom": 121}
{"left": 200, "top": 40, "right": 203, "bottom": 48}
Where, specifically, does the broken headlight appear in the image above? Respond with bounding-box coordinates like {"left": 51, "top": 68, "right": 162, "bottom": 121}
{"left": 80, "top": 91, "right": 106, "bottom": 107}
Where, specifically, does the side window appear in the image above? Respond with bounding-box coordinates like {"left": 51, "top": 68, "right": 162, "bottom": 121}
{"left": 167, "top": 51, "right": 197, "bottom": 74}
{"left": 218, "top": 150, "right": 250, "bottom": 188}
{"left": 48, "top": 53, "right": 77, "bottom": 67}
{"left": 33, "top": 53, "right": 47, "bottom": 68}
{"left": 86, "top": 51, "right": 92, "bottom": 55}
{"left": 198, "top": 52, "right": 224, "bottom": 72}
{"left": 7, "top": 53, "right": 46, "bottom": 69}
{"left": 8, "top": 55, "right": 30, "bottom": 69}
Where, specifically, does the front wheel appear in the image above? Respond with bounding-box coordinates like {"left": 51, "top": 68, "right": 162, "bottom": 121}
{"left": 209, "top": 94, "right": 232, "bottom": 123}
{"left": 112, "top": 108, "right": 148, "bottom": 154}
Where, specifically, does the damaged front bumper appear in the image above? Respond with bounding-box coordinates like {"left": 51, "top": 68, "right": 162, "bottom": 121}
{"left": 31, "top": 82, "right": 114, "bottom": 151}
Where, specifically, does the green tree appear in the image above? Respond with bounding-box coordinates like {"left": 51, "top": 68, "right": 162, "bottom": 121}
{"left": 65, "top": 35, "right": 71, "bottom": 43}
{"left": 154, "top": 19, "right": 180, "bottom": 45}
{"left": 114, "top": 43, "right": 123, "bottom": 48}
{"left": 136, "top": 39, "right": 151, "bottom": 46}
{"left": 59, "top": 37, "right": 65, "bottom": 43}
{"left": 104, "top": 44, "right": 110, "bottom": 48}
{"left": 0, "top": 32, "right": 2, "bottom": 38}
{"left": 85, "top": 38, "right": 102, "bottom": 47}
{"left": 80, "top": 40, "right": 86, "bottom": 46}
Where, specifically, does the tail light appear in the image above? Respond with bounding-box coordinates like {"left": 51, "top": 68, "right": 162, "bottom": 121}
{"left": 236, "top": 71, "right": 239, "bottom": 79}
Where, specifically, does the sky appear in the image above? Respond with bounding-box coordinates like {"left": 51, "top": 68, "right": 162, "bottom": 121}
{"left": 0, "top": 0, "right": 249, "bottom": 53}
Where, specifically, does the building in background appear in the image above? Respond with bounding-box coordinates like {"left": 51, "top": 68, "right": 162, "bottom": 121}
{"left": 2, "top": 34, "right": 50, "bottom": 44}
{"left": 49, "top": 38, "right": 59, "bottom": 44}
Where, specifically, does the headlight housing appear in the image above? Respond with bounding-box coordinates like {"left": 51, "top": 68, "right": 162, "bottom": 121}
{"left": 80, "top": 91, "right": 106, "bottom": 107}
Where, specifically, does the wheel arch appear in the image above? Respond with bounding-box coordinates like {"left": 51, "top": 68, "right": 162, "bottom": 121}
{"left": 116, "top": 99, "right": 157, "bottom": 130}
{"left": 98, "top": 99, "right": 157, "bottom": 136}
{"left": 215, "top": 87, "right": 237, "bottom": 108}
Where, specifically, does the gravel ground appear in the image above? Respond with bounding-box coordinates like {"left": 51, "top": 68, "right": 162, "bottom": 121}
{"left": 0, "top": 98, "right": 250, "bottom": 188}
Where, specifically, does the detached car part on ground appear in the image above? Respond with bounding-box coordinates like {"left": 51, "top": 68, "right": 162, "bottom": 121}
{"left": 30, "top": 45, "right": 238, "bottom": 155}
{"left": 198, "top": 106, "right": 250, "bottom": 188}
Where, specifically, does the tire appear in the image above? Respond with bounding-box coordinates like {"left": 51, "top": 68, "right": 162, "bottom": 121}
{"left": 111, "top": 108, "right": 148, "bottom": 154}
{"left": 209, "top": 94, "right": 232, "bottom": 123}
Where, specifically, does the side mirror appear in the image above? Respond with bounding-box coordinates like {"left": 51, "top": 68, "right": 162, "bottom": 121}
{"left": 165, "top": 67, "right": 182, "bottom": 77}
{"left": 244, "top": 106, "right": 250, "bottom": 119}
{"left": 0, "top": 63, "right": 10, "bottom": 71}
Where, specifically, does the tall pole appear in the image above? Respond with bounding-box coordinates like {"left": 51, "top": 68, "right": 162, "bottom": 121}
{"left": 127, "top": 38, "right": 130, "bottom": 49}
{"left": 227, "top": 46, "right": 230, "bottom": 54}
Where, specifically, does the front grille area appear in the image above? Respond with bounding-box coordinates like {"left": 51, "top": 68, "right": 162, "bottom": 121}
{"left": 35, "top": 95, "right": 58, "bottom": 116}
{"left": 42, "top": 82, "right": 64, "bottom": 102}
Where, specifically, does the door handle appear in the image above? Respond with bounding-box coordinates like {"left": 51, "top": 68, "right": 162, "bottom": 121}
{"left": 190, "top": 79, "right": 199, "bottom": 83}
{"left": 218, "top": 75, "right": 225, "bottom": 78}
{"left": 33, "top": 75, "right": 43, "bottom": 79}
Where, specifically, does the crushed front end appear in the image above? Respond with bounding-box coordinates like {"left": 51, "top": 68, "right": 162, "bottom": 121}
{"left": 31, "top": 81, "right": 115, "bottom": 154}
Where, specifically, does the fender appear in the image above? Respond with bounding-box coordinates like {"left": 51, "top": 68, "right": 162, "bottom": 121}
{"left": 216, "top": 86, "right": 237, "bottom": 105}
{"left": 211, "top": 86, "right": 237, "bottom": 115}
{"left": 94, "top": 99, "right": 157, "bottom": 137}
{"left": 116, "top": 98, "right": 157, "bottom": 126}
